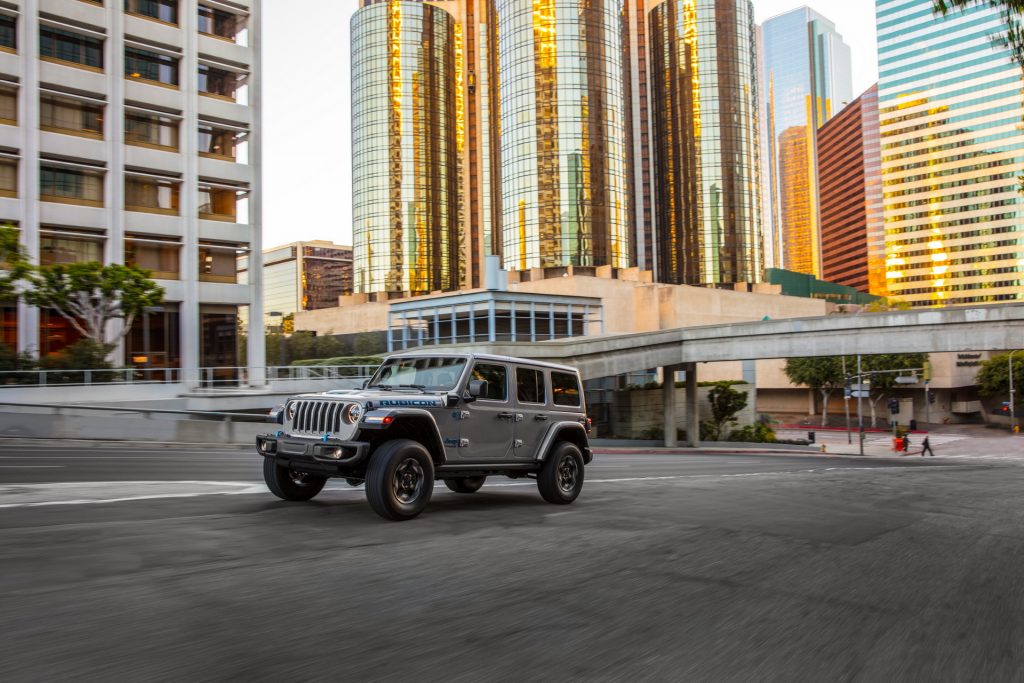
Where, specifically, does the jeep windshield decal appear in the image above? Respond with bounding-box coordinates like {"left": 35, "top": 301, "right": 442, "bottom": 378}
{"left": 377, "top": 397, "right": 446, "bottom": 408}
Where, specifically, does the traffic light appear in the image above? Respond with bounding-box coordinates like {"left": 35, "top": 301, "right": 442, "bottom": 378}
{"left": 928, "top": 391, "right": 936, "bottom": 405}
{"left": 888, "top": 397, "right": 900, "bottom": 414}
{"left": 923, "top": 360, "right": 932, "bottom": 382}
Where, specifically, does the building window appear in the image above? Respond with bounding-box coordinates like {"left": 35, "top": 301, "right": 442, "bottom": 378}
{"left": 39, "top": 308, "right": 84, "bottom": 357}
{"left": 198, "top": 185, "right": 239, "bottom": 221}
{"left": 0, "top": 85, "right": 15, "bottom": 124}
{"left": 0, "top": 302, "right": 15, "bottom": 349}
{"left": 125, "top": 111, "right": 178, "bottom": 150}
{"left": 198, "top": 123, "right": 246, "bottom": 161}
{"left": 198, "top": 5, "right": 241, "bottom": 42}
{"left": 126, "top": 303, "right": 181, "bottom": 375}
{"left": 125, "top": 234, "right": 179, "bottom": 279}
{"left": 40, "top": 27, "right": 103, "bottom": 70}
{"left": 198, "top": 243, "right": 241, "bottom": 283}
{"left": 0, "top": 157, "right": 16, "bottom": 197}
{"left": 40, "top": 94, "right": 103, "bottom": 138}
{"left": 125, "top": 0, "right": 178, "bottom": 25}
{"left": 40, "top": 165, "right": 104, "bottom": 207}
{"left": 125, "top": 47, "right": 179, "bottom": 87}
{"left": 198, "top": 64, "right": 240, "bottom": 100}
{"left": 0, "top": 15, "right": 16, "bottom": 51}
{"left": 199, "top": 304, "right": 239, "bottom": 386}
{"left": 39, "top": 231, "right": 104, "bottom": 265}
{"left": 125, "top": 176, "right": 180, "bottom": 215}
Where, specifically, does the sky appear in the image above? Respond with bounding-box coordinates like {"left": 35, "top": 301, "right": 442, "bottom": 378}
{"left": 261, "top": 0, "right": 881, "bottom": 251}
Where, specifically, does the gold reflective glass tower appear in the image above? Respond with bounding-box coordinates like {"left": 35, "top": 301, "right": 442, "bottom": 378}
{"left": 488, "top": 0, "right": 633, "bottom": 270}
{"left": 648, "top": 0, "right": 764, "bottom": 286}
{"left": 351, "top": 1, "right": 464, "bottom": 295}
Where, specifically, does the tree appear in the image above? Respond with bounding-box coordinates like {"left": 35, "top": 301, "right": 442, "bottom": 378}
{"left": 0, "top": 224, "right": 29, "bottom": 303}
{"left": 861, "top": 353, "right": 928, "bottom": 427}
{"left": 934, "top": 1, "right": 1024, "bottom": 69}
{"left": 23, "top": 262, "right": 164, "bottom": 360}
{"left": 976, "top": 351, "right": 1024, "bottom": 398}
{"left": 784, "top": 356, "right": 849, "bottom": 426}
{"left": 703, "top": 382, "right": 749, "bottom": 440}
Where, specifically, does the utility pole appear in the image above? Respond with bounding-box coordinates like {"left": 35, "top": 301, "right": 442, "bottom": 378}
{"left": 857, "top": 354, "right": 864, "bottom": 456}
{"left": 1011, "top": 351, "right": 1019, "bottom": 434}
{"left": 842, "top": 356, "right": 851, "bottom": 444}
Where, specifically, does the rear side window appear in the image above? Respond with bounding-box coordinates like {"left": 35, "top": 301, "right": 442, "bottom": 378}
{"left": 472, "top": 363, "right": 507, "bottom": 401}
{"left": 516, "top": 367, "right": 546, "bottom": 404}
{"left": 552, "top": 371, "right": 581, "bottom": 407}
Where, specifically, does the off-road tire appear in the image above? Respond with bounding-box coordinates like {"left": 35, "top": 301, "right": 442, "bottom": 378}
{"left": 365, "top": 439, "right": 435, "bottom": 521}
{"left": 537, "top": 441, "right": 584, "bottom": 504}
{"left": 263, "top": 458, "right": 327, "bottom": 501}
{"left": 444, "top": 476, "right": 486, "bottom": 493}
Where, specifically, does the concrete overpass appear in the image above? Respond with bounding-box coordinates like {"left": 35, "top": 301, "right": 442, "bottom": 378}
{"left": 444, "top": 303, "right": 1024, "bottom": 447}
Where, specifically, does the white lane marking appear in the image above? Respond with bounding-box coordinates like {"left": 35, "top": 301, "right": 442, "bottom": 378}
{"left": 0, "top": 465, "right": 64, "bottom": 468}
{"left": 0, "top": 465, "right": 968, "bottom": 509}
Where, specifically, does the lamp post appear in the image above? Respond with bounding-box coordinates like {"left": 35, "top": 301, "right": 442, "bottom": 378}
{"left": 1011, "top": 350, "right": 1020, "bottom": 434}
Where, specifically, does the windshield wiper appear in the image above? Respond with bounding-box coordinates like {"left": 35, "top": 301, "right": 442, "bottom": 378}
{"left": 396, "top": 384, "right": 427, "bottom": 392}
{"left": 366, "top": 384, "right": 393, "bottom": 391}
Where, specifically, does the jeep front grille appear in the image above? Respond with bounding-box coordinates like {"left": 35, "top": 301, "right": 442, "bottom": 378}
{"left": 291, "top": 400, "right": 348, "bottom": 435}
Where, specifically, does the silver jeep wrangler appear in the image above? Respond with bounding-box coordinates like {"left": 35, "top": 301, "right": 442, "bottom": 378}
{"left": 257, "top": 352, "right": 592, "bottom": 520}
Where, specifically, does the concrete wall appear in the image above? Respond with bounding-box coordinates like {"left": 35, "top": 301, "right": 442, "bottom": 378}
{"left": 0, "top": 408, "right": 268, "bottom": 444}
{"left": 606, "top": 385, "right": 756, "bottom": 439}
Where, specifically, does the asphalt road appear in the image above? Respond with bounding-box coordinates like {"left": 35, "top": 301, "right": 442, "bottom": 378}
{"left": 2, "top": 441, "right": 1024, "bottom": 681}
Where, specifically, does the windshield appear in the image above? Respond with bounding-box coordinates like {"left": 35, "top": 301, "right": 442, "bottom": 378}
{"left": 368, "top": 357, "right": 468, "bottom": 391}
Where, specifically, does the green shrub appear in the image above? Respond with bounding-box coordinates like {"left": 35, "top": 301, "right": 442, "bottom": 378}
{"left": 291, "top": 355, "right": 383, "bottom": 368}
{"left": 39, "top": 340, "right": 117, "bottom": 383}
{"left": 727, "top": 422, "right": 777, "bottom": 443}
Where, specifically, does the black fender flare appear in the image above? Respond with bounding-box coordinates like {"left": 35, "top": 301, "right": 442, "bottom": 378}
{"left": 537, "top": 422, "right": 592, "bottom": 464}
{"left": 361, "top": 408, "right": 448, "bottom": 464}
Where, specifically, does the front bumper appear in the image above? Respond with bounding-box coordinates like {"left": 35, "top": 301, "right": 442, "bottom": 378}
{"left": 257, "top": 434, "right": 371, "bottom": 476}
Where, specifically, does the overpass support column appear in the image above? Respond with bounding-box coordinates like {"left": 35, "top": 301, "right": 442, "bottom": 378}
{"left": 662, "top": 364, "right": 682, "bottom": 447}
{"left": 684, "top": 362, "right": 699, "bottom": 447}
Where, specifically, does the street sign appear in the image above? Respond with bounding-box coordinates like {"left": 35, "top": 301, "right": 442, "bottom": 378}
{"left": 851, "top": 390, "right": 870, "bottom": 398}
{"left": 895, "top": 376, "right": 918, "bottom": 384}
{"left": 852, "top": 383, "right": 870, "bottom": 391}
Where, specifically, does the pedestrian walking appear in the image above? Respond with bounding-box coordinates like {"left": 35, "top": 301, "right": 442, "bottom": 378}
{"left": 921, "top": 435, "right": 934, "bottom": 457}
{"left": 902, "top": 433, "right": 911, "bottom": 454}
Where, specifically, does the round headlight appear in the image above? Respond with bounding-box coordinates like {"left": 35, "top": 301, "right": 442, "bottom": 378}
{"left": 286, "top": 402, "right": 297, "bottom": 420}
{"left": 344, "top": 403, "right": 363, "bottom": 424}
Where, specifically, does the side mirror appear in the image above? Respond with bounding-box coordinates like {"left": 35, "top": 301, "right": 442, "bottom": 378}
{"left": 466, "top": 379, "right": 488, "bottom": 401}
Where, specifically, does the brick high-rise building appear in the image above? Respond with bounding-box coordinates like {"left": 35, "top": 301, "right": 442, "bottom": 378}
{"left": 817, "top": 84, "right": 881, "bottom": 293}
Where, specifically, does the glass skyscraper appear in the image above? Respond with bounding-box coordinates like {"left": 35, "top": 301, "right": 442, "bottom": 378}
{"left": 876, "top": 0, "right": 1024, "bottom": 306}
{"left": 351, "top": 1, "right": 464, "bottom": 295}
{"left": 490, "top": 0, "right": 632, "bottom": 271}
{"left": 649, "top": 0, "right": 764, "bottom": 286}
{"left": 762, "top": 7, "right": 852, "bottom": 277}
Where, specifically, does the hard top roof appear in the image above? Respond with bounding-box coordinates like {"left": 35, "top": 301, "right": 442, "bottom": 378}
{"left": 383, "top": 350, "right": 580, "bottom": 374}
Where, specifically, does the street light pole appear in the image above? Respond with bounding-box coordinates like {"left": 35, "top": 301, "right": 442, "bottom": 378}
{"left": 857, "top": 354, "right": 864, "bottom": 456}
{"left": 1011, "top": 350, "right": 1020, "bottom": 435}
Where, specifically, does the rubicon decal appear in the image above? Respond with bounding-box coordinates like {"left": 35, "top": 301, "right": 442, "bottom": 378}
{"left": 377, "top": 398, "right": 446, "bottom": 407}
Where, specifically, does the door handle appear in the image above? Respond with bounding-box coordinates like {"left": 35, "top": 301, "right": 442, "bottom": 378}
{"left": 534, "top": 415, "right": 549, "bottom": 421}
{"left": 497, "top": 412, "right": 515, "bottom": 420}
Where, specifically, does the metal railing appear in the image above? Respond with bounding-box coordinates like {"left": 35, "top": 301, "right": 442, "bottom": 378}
{"left": 0, "top": 400, "right": 269, "bottom": 422}
{"left": 0, "top": 365, "right": 379, "bottom": 388}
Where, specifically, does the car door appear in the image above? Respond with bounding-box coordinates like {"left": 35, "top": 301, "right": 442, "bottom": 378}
{"left": 462, "top": 361, "right": 515, "bottom": 461}
{"left": 513, "top": 366, "right": 550, "bottom": 459}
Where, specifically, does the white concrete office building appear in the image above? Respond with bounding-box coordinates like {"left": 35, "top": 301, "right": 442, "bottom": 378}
{"left": 0, "top": 0, "right": 263, "bottom": 387}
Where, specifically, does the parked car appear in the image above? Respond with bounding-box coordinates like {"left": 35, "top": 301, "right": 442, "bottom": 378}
{"left": 257, "top": 352, "right": 592, "bottom": 520}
